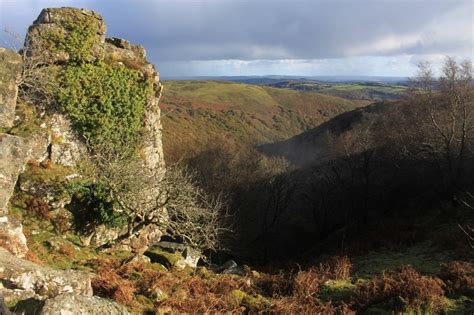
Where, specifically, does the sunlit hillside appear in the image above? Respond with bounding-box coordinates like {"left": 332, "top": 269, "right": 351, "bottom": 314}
{"left": 160, "top": 80, "right": 369, "bottom": 161}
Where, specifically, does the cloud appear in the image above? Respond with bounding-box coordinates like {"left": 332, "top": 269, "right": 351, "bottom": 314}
{"left": 0, "top": 0, "right": 471, "bottom": 76}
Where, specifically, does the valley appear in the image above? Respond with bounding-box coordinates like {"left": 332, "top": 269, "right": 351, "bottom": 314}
{"left": 160, "top": 80, "right": 368, "bottom": 161}
{"left": 0, "top": 3, "right": 472, "bottom": 315}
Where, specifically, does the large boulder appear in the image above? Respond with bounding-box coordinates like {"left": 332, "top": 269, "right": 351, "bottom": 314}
{"left": 0, "top": 48, "right": 21, "bottom": 129}
{"left": 0, "top": 248, "right": 92, "bottom": 299}
{"left": 145, "top": 242, "right": 201, "bottom": 269}
{"left": 0, "top": 134, "right": 29, "bottom": 259}
{"left": 0, "top": 134, "right": 27, "bottom": 216}
{"left": 40, "top": 293, "right": 129, "bottom": 315}
{"left": 0, "top": 216, "right": 28, "bottom": 258}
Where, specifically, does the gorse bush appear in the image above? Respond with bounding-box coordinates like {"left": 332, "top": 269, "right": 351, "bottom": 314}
{"left": 57, "top": 62, "right": 151, "bottom": 151}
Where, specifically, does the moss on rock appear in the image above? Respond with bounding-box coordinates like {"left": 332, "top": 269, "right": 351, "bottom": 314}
{"left": 232, "top": 289, "right": 271, "bottom": 312}
{"left": 29, "top": 7, "right": 105, "bottom": 64}
{"left": 319, "top": 279, "right": 356, "bottom": 303}
{"left": 144, "top": 247, "right": 184, "bottom": 269}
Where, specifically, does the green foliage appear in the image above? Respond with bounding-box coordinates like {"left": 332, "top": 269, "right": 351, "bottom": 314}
{"left": 8, "top": 101, "right": 42, "bottom": 137}
{"left": 20, "top": 163, "right": 73, "bottom": 185}
{"left": 43, "top": 10, "right": 99, "bottom": 63}
{"left": 57, "top": 62, "right": 151, "bottom": 151}
{"left": 267, "top": 80, "right": 408, "bottom": 101}
{"left": 232, "top": 289, "right": 271, "bottom": 312}
{"left": 352, "top": 242, "right": 452, "bottom": 278}
{"left": 67, "top": 181, "right": 127, "bottom": 231}
{"left": 319, "top": 279, "right": 356, "bottom": 302}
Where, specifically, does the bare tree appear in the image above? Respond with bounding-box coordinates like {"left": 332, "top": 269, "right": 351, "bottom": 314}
{"left": 412, "top": 57, "right": 473, "bottom": 197}
{"left": 325, "top": 114, "right": 379, "bottom": 228}
{"left": 3, "top": 29, "right": 57, "bottom": 107}
{"left": 458, "top": 223, "right": 474, "bottom": 249}
{"left": 412, "top": 57, "right": 474, "bottom": 249}
{"left": 164, "top": 165, "right": 230, "bottom": 251}
{"left": 258, "top": 172, "right": 296, "bottom": 264}
{"left": 80, "top": 145, "right": 229, "bottom": 252}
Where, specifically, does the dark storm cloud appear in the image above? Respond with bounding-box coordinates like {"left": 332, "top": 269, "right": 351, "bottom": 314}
{"left": 1, "top": 0, "right": 472, "bottom": 59}
{"left": 87, "top": 0, "right": 474, "bottom": 61}
{"left": 0, "top": 0, "right": 471, "bottom": 76}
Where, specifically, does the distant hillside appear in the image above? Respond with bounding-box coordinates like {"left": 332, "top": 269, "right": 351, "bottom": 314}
{"left": 260, "top": 101, "right": 392, "bottom": 166}
{"left": 263, "top": 80, "right": 408, "bottom": 101}
{"left": 160, "top": 80, "right": 368, "bottom": 161}
{"left": 163, "top": 75, "right": 409, "bottom": 84}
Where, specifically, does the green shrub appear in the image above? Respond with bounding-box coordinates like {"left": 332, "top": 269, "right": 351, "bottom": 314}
{"left": 42, "top": 10, "right": 99, "bottom": 63}
{"left": 57, "top": 62, "right": 151, "bottom": 152}
{"left": 67, "top": 181, "right": 127, "bottom": 231}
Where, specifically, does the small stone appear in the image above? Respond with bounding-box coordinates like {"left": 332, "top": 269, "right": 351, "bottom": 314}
{"left": 123, "top": 254, "right": 151, "bottom": 265}
{"left": 214, "top": 260, "right": 246, "bottom": 276}
{"left": 150, "top": 287, "right": 167, "bottom": 303}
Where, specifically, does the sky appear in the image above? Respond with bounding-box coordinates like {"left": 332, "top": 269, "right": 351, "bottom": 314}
{"left": 0, "top": 0, "right": 472, "bottom": 78}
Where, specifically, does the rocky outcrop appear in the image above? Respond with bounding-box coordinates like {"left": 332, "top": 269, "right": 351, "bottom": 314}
{"left": 0, "top": 135, "right": 28, "bottom": 257}
{"left": 0, "top": 135, "right": 26, "bottom": 216}
{"left": 41, "top": 293, "right": 129, "bottom": 315}
{"left": 16, "top": 7, "right": 167, "bottom": 250}
{"left": 24, "top": 7, "right": 165, "bottom": 173}
{"left": 26, "top": 8, "right": 106, "bottom": 64}
{"left": 0, "top": 242, "right": 127, "bottom": 314}
{"left": 0, "top": 248, "right": 92, "bottom": 298}
{"left": 0, "top": 48, "right": 21, "bottom": 129}
{"left": 48, "top": 114, "right": 87, "bottom": 167}
{"left": 0, "top": 49, "right": 30, "bottom": 258}
{"left": 0, "top": 6, "right": 170, "bottom": 314}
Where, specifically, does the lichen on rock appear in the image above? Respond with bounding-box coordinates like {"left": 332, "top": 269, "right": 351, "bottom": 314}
{"left": 41, "top": 293, "right": 130, "bottom": 315}
{"left": 0, "top": 134, "right": 29, "bottom": 257}
{"left": 0, "top": 248, "right": 92, "bottom": 299}
{"left": 0, "top": 48, "right": 22, "bottom": 129}
{"left": 26, "top": 7, "right": 106, "bottom": 64}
